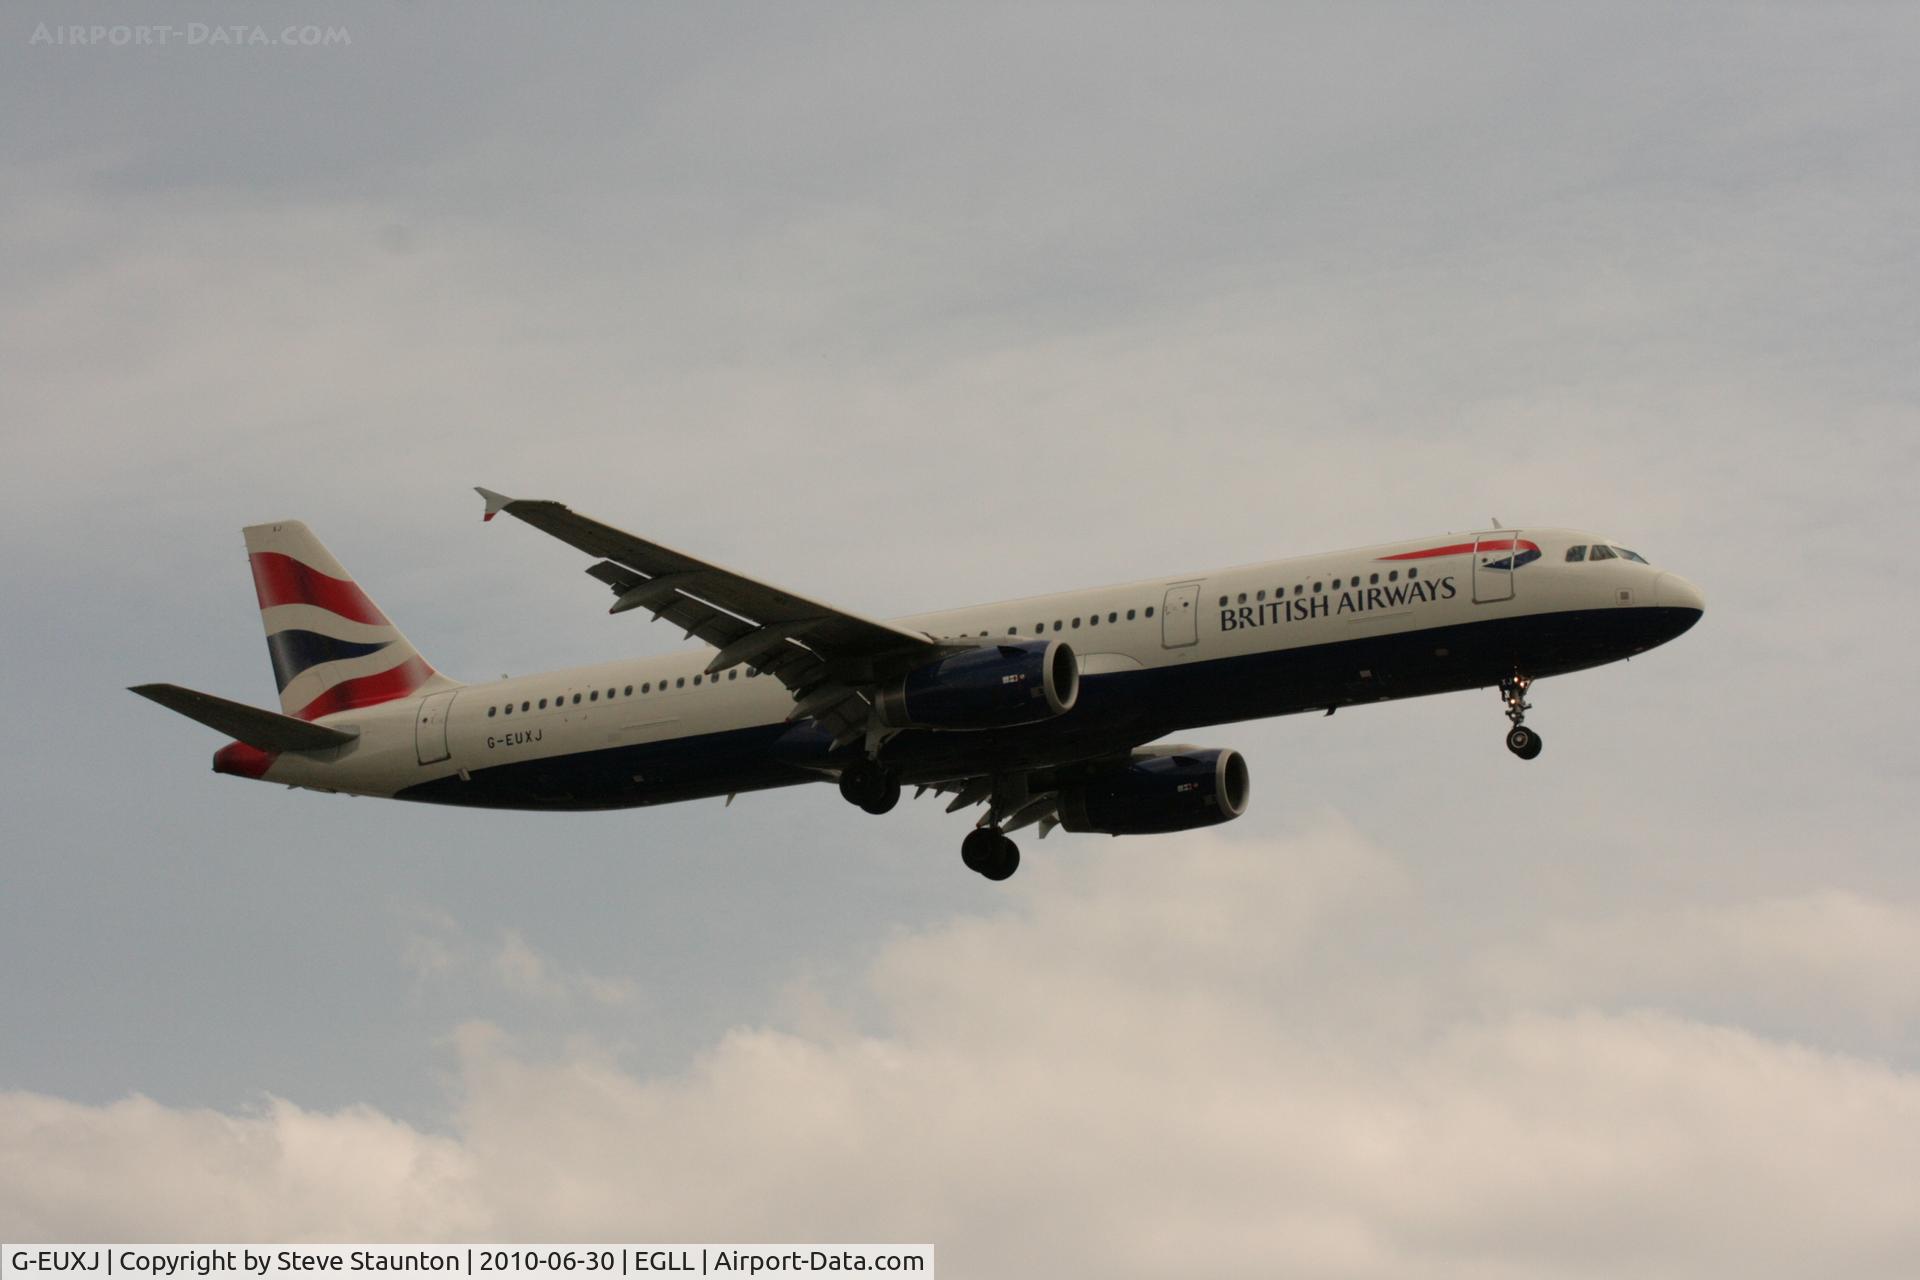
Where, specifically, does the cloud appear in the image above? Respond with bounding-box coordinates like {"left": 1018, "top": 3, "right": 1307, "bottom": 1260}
{"left": 7, "top": 824, "right": 1919, "bottom": 1277}
{"left": 0, "top": 1093, "right": 479, "bottom": 1242}
{"left": 403, "top": 912, "right": 636, "bottom": 1009}
{"left": 1476, "top": 890, "right": 1920, "bottom": 1046}
{"left": 491, "top": 931, "right": 635, "bottom": 1008}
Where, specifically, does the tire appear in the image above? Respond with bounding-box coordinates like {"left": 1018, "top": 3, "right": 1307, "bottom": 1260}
{"left": 838, "top": 765, "right": 874, "bottom": 807}
{"left": 961, "top": 827, "right": 1000, "bottom": 874}
{"left": 979, "top": 836, "right": 1020, "bottom": 882}
{"left": 1505, "top": 726, "right": 1536, "bottom": 757}
{"left": 859, "top": 775, "right": 901, "bottom": 815}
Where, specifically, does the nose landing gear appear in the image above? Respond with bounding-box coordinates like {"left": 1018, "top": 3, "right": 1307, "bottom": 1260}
{"left": 1500, "top": 675, "right": 1543, "bottom": 760}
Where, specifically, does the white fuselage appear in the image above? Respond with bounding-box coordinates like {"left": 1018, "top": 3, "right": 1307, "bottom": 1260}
{"left": 244, "top": 526, "right": 1703, "bottom": 810}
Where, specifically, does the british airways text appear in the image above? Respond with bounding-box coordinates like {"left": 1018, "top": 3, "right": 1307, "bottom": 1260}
{"left": 1220, "top": 575, "right": 1457, "bottom": 632}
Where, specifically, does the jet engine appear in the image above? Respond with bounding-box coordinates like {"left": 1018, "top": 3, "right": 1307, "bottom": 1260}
{"left": 874, "top": 640, "right": 1078, "bottom": 731}
{"left": 1057, "top": 746, "right": 1250, "bottom": 835}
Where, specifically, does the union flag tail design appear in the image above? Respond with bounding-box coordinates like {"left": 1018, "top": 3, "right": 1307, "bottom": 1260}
{"left": 242, "top": 520, "right": 457, "bottom": 720}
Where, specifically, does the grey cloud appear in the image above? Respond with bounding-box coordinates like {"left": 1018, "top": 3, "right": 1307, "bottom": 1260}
{"left": 6, "top": 828, "right": 1919, "bottom": 1276}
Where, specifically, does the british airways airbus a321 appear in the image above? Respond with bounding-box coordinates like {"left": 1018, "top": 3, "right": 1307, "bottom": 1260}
{"left": 133, "top": 489, "right": 1704, "bottom": 880}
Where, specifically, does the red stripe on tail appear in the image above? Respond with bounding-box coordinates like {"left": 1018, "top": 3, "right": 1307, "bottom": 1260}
{"left": 249, "top": 552, "right": 390, "bottom": 625}
{"left": 293, "top": 655, "right": 435, "bottom": 721}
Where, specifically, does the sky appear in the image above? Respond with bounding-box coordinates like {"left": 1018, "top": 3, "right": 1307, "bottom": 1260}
{"left": 2, "top": 2, "right": 1918, "bottom": 1274}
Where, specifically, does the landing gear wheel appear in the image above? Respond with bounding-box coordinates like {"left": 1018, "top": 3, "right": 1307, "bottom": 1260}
{"left": 1506, "top": 725, "right": 1543, "bottom": 760}
{"left": 1498, "top": 674, "right": 1542, "bottom": 761}
{"left": 839, "top": 762, "right": 900, "bottom": 814}
{"left": 961, "top": 827, "right": 997, "bottom": 874}
{"left": 981, "top": 836, "right": 1020, "bottom": 882}
{"left": 861, "top": 775, "right": 901, "bottom": 815}
{"left": 961, "top": 828, "right": 1020, "bottom": 880}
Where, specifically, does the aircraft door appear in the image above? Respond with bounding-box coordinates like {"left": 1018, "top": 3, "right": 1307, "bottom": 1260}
{"left": 1162, "top": 582, "right": 1201, "bottom": 648}
{"left": 415, "top": 689, "right": 456, "bottom": 765}
{"left": 1471, "top": 530, "right": 1521, "bottom": 604}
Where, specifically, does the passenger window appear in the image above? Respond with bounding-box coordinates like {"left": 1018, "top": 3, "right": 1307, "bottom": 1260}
{"left": 1145, "top": 606, "right": 1155, "bottom": 618}
{"left": 1053, "top": 620, "right": 1062, "bottom": 631}
{"left": 1237, "top": 593, "right": 1247, "bottom": 605}
{"left": 1219, "top": 596, "right": 1229, "bottom": 607}
{"left": 693, "top": 675, "right": 702, "bottom": 686}
{"left": 1408, "top": 568, "right": 1419, "bottom": 580}
{"left": 729, "top": 670, "right": 737, "bottom": 679}
{"left": 590, "top": 690, "right": 599, "bottom": 701}
{"left": 488, "top": 706, "right": 497, "bottom": 718}
{"left": 1388, "top": 570, "right": 1399, "bottom": 582}
{"left": 1008, "top": 627, "right": 1018, "bottom": 635}
{"left": 1313, "top": 581, "right": 1323, "bottom": 593}
{"left": 676, "top": 677, "right": 685, "bottom": 688}
{"left": 1565, "top": 545, "right": 1587, "bottom": 562}
{"left": 642, "top": 682, "right": 651, "bottom": 693}
{"left": 520, "top": 701, "right": 530, "bottom": 712}
{"left": 1089, "top": 614, "right": 1099, "bottom": 626}
{"left": 1293, "top": 585, "right": 1303, "bottom": 596}
{"left": 1590, "top": 544, "right": 1617, "bottom": 561}
{"left": 570, "top": 693, "right": 580, "bottom": 704}
{"left": 624, "top": 685, "right": 633, "bottom": 696}
{"left": 539, "top": 698, "right": 548, "bottom": 710}
{"left": 1369, "top": 573, "right": 1379, "bottom": 585}
{"left": 1126, "top": 609, "right": 1136, "bottom": 620}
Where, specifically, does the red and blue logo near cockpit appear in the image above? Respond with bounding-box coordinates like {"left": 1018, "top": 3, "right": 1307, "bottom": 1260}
{"left": 1378, "top": 538, "right": 1543, "bottom": 571}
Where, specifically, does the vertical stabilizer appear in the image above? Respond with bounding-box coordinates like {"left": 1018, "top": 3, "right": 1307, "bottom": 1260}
{"left": 242, "top": 521, "right": 457, "bottom": 720}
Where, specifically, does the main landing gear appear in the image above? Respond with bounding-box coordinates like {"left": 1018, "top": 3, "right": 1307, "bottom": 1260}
{"left": 838, "top": 759, "right": 1021, "bottom": 881}
{"left": 1500, "top": 674, "right": 1543, "bottom": 760}
{"left": 961, "top": 826, "right": 1020, "bottom": 881}
{"left": 838, "top": 760, "right": 900, "bottom": 815}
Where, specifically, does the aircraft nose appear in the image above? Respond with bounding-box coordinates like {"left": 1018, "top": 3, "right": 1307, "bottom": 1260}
{"left": 1653, "top": 572, "right": 1706, "bottom": 616}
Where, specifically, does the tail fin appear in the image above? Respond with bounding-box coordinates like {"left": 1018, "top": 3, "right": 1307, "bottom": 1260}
{"left": 243, "top": 520, "right": 457, "bottom": 720}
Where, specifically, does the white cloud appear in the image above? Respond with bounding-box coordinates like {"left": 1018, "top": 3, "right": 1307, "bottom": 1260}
{"left": 0, "top": 1093, "right": 479, "bottom": 1242}
{"left": 492, "top": 930, "right": 635, "bottom": 1009}
{"left": 1477, "top": 890, "right": 1920, "bottom": 1043}
{"left": 7, "top": 825, "right": 1919, "bottom": 1277}
{"left": 402, "top": 912, "right": 636, "bottom": 1009}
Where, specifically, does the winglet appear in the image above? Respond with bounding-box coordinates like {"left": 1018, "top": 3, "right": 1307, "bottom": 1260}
{"left": 475, "top": 487, "right": 514, "bottom": 523}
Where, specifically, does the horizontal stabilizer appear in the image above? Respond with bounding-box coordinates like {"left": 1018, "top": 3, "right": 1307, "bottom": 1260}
{"left": 129, "top": 683, "right": 359, "bottom": 751}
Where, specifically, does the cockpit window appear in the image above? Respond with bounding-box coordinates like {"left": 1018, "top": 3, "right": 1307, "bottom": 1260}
{"left": 1614, "top": 546, "right": 1648, "bottom": 564}
{"left": 1589, "top": 544, "right": 1617, "bottom": 561}
{"left": 1565, "top": 545, "right": 1587, "bottom": 562}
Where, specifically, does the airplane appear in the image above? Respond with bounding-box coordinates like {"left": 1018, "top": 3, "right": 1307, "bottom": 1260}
{"left": 132, "top": 489, "right": 1705, "bottom": 880}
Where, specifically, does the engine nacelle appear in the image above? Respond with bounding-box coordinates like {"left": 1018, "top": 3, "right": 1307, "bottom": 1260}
{"left": 875, "top": 640, "right": 1079, "bottom": 731}
{"left": 1058, "top": 747, "right": 1250, "bottom": 835}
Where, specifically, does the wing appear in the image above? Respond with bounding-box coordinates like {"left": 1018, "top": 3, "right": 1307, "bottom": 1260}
{"left": 476, "top": 488, "right": 954, "bottom": 747}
